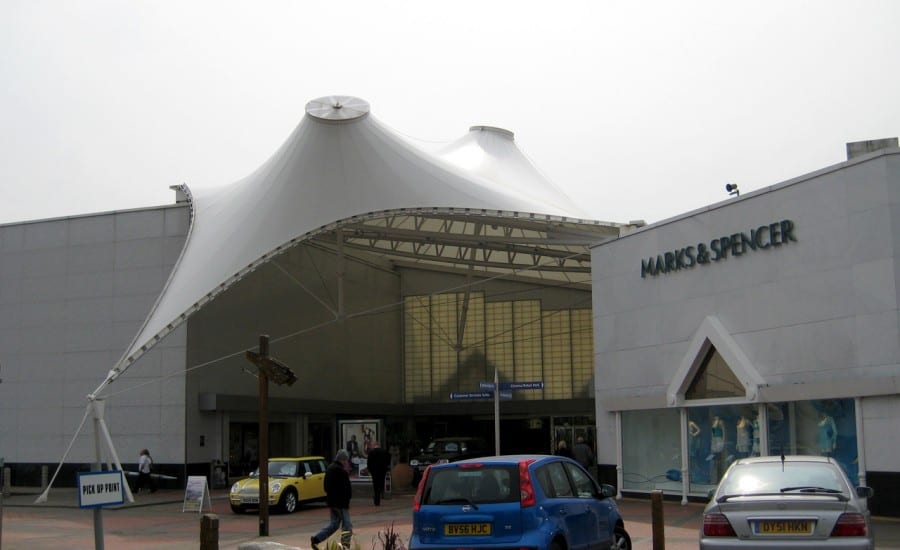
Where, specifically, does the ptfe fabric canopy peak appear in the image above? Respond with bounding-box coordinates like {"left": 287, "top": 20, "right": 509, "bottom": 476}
{"left": 305, "top": 95, "right": 370, "bottom": 122}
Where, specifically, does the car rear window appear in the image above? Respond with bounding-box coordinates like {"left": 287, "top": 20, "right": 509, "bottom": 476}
{"left": 423, "top": 465, "right": 519, "bottom": 504}
{"left": 721, "top": 462, "right": 848, "bottom": 495}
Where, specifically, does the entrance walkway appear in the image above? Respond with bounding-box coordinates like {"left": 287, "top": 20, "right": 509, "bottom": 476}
{"left": 2, "top": 485, "right": 898, "bottom": 549}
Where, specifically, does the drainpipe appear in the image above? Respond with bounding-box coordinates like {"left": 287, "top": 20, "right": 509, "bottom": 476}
{"left": 680, "top": 408, "right": 689, "bottom": 504}
{"left": 615, "top": 411, "right": 623, "bottom": 500}
{"left": 855, "top": 397, "right": 866, "bottom": 489}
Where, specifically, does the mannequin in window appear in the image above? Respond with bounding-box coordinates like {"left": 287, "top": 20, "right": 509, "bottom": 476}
{"left": 817, "top": 411, "right": 837, "bottom": 456}
{"left": 688, "top": 420, "right": 701, "bottom": 458}
{"left": 708, "top": 415, "right": 727, "bottom": 483}
{"left": 736, "top": 416, "right": 752, "bottom": 457}
{"left": 710, "top": 416, "right": 726, "bottom": 455}
{"left": 751, "top": 414, "right": 760, "bottom": 456}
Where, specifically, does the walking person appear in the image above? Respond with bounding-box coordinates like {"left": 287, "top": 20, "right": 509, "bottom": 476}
{"left": 135, "top": 448, "right": 157, "bottom": 493}
{"left": 311, "top": 450, "right": 353, "bottom": 550}
{"left": 365, "top": 441, "right": 391, "bottom": 505}
{"left": 573, "top": 436, "right": 595, "bottom": 473}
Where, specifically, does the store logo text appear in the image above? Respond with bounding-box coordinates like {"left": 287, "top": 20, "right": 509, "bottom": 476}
{"left": 640, "top": 219, "right": 796, "bottom": 278}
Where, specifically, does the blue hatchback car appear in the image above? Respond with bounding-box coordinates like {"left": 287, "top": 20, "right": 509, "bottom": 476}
{"left": 411, "top": 454, "right": 631, "bottom": 550}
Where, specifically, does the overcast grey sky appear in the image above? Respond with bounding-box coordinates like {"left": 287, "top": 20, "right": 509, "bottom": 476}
{"left": 2, "top": 1, "right": 898, "bottom": 226}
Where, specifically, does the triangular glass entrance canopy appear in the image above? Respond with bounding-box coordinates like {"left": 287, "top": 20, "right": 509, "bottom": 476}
{"left": 685, "top": 346, "right": 745, "bottom": 399}
{"left": 667, "top": 316, "right": 765, "bottom": 406}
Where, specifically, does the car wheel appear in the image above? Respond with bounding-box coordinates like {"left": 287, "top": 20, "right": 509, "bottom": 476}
{"left": 278, "top": 489, "right": 298, "bottom": 514}
{"left": 612, "top": 526, "right": 631, "bottom": 550}
{"left": 230, "top": 504, "right": 245, "bottom": 514}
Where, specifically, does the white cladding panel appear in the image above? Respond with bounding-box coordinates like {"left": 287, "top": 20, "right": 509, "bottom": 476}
{"left": 0, "top": 207, "right": 188, "bottom": 464}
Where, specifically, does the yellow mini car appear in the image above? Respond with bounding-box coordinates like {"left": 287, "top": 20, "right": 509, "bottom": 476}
{"left": 230, "top": 456, "right": 328, "bottom": 514}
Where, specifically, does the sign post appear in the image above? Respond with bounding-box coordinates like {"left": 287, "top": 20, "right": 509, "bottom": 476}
{"left": 452, "top": 376, "right": 545, "bottom": 456}
{"left": 494, "top": 369, "right": 500, "bottom": 455}
{"left": 245, "top": 334, "right": 296, "bottom": 537}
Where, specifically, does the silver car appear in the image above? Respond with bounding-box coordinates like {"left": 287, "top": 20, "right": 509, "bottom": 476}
{"left": 700, "top": 455, "right": 874, "bottom": 549}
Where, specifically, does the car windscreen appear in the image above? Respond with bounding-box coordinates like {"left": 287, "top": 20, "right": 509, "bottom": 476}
{"left": 720, "top": 462, "right": 848, "bottom": 496}
{"left": 423, "top": 465, "right": 519, "bottom": 504}
{"left": 271, "top": 461, "right": 299, "bottom": 476}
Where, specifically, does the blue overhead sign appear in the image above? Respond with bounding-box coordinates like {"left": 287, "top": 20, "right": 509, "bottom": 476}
{"left": 479, "top": 381, "right": 544, "bottom": 391}
{"left": 450, "top": 392, "right": 493, "bottom": 400}
{"left": 450, "top": 391, "right": 513, "bottom": 400}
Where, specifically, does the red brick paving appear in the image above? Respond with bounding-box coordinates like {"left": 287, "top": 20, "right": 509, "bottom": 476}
{"left": 2, "top": 487, "right": 898, "bottom": 549}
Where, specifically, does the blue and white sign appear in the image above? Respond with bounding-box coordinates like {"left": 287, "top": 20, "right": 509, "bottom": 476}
{"left": 78, "top": 471, "right": 125, "bottom": 508}
{"left": 479, "top": 381, "right": 544, "bottom": 391}
{"left": 450, "top": 391, "right": 493, "bottom": 400}
{"left": 450, "top": 391, "right": 512, "bottom": 400}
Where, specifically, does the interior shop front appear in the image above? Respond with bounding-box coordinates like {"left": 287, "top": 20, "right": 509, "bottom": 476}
{"left": 621, "top": 397, "right": 858, "bottom": 499}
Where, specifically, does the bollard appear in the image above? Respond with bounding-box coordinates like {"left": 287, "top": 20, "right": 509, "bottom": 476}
{"left": 41, "top": 464, "right": 48, "bottom": 491}
{"left": 651, "top": 489, "right": 665, "bottom": 550}
{"left": 1, "top": 458, "right": 4, "bottom": 547}
{"left": 200, "top": 513, "right": 219, "bottom": 550}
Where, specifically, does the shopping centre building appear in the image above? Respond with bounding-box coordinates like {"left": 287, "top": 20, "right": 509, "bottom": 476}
{"left": 0, "top": 96, "right": 624, "bottom": 492}
{"left": 0, "top": 96, "right": 897, "bottom": 515}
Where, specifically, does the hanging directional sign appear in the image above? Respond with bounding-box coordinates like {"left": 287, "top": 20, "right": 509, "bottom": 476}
{"left": 450, "top": 391, "right": 492, "bottom": 400}
{"left": 450, "top": 391, "right": 513, "bottom": 400}
{"left": 479, "top": 381, "right": 544, "bottom": 391}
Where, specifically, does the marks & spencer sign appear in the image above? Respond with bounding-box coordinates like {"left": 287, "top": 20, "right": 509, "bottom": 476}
{"left": 640, "top": 219, "right": 796, "bottom": 278}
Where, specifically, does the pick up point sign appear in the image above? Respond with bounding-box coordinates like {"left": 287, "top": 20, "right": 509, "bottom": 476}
{"left": 78, "top": 471, "right": 125, "bottom": 508}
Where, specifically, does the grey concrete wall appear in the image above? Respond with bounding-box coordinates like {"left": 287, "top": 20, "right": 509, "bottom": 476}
{"left": 0, "top": 206, "right": 189, "bottom": 465}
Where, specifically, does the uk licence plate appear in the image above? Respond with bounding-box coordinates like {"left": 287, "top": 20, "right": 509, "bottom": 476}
{"left": 445, "top": 523, "right": 491, "bottom": 536}
{"left": 754, "top": 519, "right": 813, "bottom": 535}
{"left": 245, "top": 496, "right": 259, "bottom": 504}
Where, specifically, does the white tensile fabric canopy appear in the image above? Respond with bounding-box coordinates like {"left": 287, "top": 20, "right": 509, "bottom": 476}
{"left": 94, "top": 95, "right": 623, "bottom": 395}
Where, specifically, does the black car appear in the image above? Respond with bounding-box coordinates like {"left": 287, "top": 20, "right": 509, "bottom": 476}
{"left": 410, "top": 437, "right": 489, "bottom": 484}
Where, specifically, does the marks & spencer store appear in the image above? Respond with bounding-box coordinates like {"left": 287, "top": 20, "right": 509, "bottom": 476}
{"left": 590, "top": 139, "right": 900, "bottom": 516}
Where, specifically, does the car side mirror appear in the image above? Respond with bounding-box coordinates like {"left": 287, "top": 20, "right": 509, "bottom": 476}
{"left": 304, "top": 472, "right": 313, "bottom": 479}
{"left": 856, "top": 486, "right": 874, "bottom": 499}
{"left": 599, "top": 483, "right": 616, "bottom": 499}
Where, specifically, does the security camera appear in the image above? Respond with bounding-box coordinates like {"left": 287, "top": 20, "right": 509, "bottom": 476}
{"left": 725, "top": 183, "right": 739, "bottom": 196}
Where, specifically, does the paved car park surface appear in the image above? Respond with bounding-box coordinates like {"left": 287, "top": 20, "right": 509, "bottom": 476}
{"left": 2, "top": 485, "right": 899, "bottom": 549}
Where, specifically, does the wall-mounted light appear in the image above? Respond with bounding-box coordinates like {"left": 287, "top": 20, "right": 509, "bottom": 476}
{"left": 725, "top": 183, "right": 740, "bottom": 197}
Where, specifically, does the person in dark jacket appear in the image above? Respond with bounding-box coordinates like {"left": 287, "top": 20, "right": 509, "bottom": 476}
{"left": 573, "top": 436, "right": 596, "bottom": 471}
{"left": 365, "top": 441, "right": 392, "bottom": 505}
{"left": 311, "top": 450, "right": 353, "bottom": 550}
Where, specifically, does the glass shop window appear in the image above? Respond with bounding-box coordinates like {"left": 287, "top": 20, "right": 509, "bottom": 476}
{"left": 621, "top": 409, "right": 681, "bottom": 492}
{"left": 687, "top": 404, "right": 759, "bottom": 494}
{"left": 767, "top": 398, "right": 858, "bottom": 485}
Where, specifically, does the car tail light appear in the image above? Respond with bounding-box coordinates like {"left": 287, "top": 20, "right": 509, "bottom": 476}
{"left": 702, "top": 513, "right": 736, "bottom": 537}
{"left": 831, "top": 513, "right": 867, "bottom": 536}
{"left": 413, "top": 465, "right": 431, "bottom": 512}
{"left": 518, "top": 460, "right": 536, "bottom": 508}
